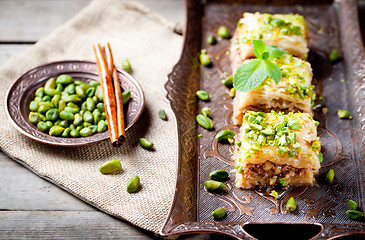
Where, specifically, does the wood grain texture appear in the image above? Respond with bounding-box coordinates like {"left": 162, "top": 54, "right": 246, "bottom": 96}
{"left": 0, "top": 0, "right": 185, "bottom": 42}
{"left": 0, "top": 152, "right": 93, "bottom": 211}
{"left": 0, "top": 211, "right": 159, "bottom": 239}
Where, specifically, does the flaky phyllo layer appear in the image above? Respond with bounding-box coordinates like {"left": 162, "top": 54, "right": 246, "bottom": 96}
{"left": 234, "top": 111, "right": 321, "bottom": 189}
{"left": 233, "top": 54, "right": 315, "bottom": 125}
{"left": 230, "top": 12, "right": 309, "bottom": 70}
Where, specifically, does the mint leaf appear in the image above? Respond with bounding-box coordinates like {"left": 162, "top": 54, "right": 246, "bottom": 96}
{"left": 233, "top": 39, "right": 285, "bottom": 92}
{"left": 233, "top": 59, "right": 267, "bottom": 92}
{"left": 253, "top": 40, "right": 266, "bottom": 59}
{"left": 263, "top": 60, "right": 282, "bottom": 84}
{"left": 266, "top": 45, "right": 287, "bottom": 61}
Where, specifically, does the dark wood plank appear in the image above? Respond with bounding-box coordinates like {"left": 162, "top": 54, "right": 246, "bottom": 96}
{"left": 0, "top": 210, "right": 235, "bottom": 239}
{"left": 0, "top": 152, "right": 93, "bottom": 211}
{"left": 0, "top": 0, "right": 90, "bottom": 42}
{"left": 0, "top": 0, "right": 185, "bottom": 42}
{"left": 0, "top": 211, "right": 160, "bottom": 239}
{"left": 0, "top": 44, "right": 31, "bottom": 65}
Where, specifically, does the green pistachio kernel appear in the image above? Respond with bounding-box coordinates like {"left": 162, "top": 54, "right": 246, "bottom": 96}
{"left": 121, "top": 58, "right": 132, "bottom": 73}
{"left": 346, "top": 210, "right": 364, "bottom": 220}
{"left": 215, "top": 130, "right": 235, "bottom": 143}
{"left": 80, "top": 127, "right": 92, "bottom": 137}
{"left": 35, "top": 87, "right": 44, "bottom": 98}
{"left": 311, "top": 140, "right": 321, "bottom": 151}
{"left": 288, "top": 120, "right": 302, "bottom": 130}
{"left": 49, "top": 126, "right": 65, "bottom": 136}
{"left": 122, "top": 90, "right": 131, "bottom": 104}
{"left": 329, "top": 49, "right": 339, "bottom": 64}
{"left": 37, "top": 121, "right": 48, "bottom": 132}
{"left": 261, "top": 127, "right": 275, "bottom": 136}
{"left": 139, "top": 138, "right": 154, "bottom": 150}
{"left": 199, "top": 49, "right": 211, "bottom": 66}
{"left": 56, "top": 74, "right": 74, "bottom": 85}
{"left": 201, "top": 107, "right": 212, "bottom": 118}
{"left": 217, "top": 26, "right": 231, "bottom": 38}
{"left": 250, "top": 123, "right": 262, "bottom": 131}
{"left": 204, "top": 180, "right": 225, "bottom": 193}
{"left": 278, "top": 146, "right": 288, "bottom": 154}
{"left": 325, "top": 169, "right": 334, "bottom": 183}
{"left": 196, "top": 114, "right": 213, "bottom": 130}
{"left": 211, "top": 207, "right": 226, "bottom": 220}
{"left": 222, "top": 76, "right": 233, "bottom": 88}
{"left": 29, "top": 101, "right": 39, "bottom": 112}
{"left": 207, "top": 34, "right": 216, "bottom": 45}
{"left": 158, "top": 109, "right": 167, "bottom": 121}
{"left": 229, "top": 88, "right": 236, "bottom": 98}
{"left": 348, "top": 200, "right": 358, "bottom": 211}
{"left": 286, "top": 197, "right": 297, "bottom": 212}
{"left": 270, "top": 190, "right": 279, "bottom": 199}
{"left": 318, "top": 152, "right": 324, "bottom": 163}
{"left": 127, "top": 175, "right": 140, "bottom": 193}
{"left": 337, "top": 109, "right": 352, "bottom": 119}
{"left": 279, "top": 178, "right": 286, "bottom": 187}
{"left": 196, "top": 90, "right": 210, "bottom": 101}
{"left": 97, "top": 120, "right": 107, "bottom": 133}
{"left": 209, "top": 170, "right": 229, "bottom": 181}
{"left": 99, "top": 159, "right": 123, "bottom": 174}
{"left": 29, "top": 112, "right": 41, "bottom": 124}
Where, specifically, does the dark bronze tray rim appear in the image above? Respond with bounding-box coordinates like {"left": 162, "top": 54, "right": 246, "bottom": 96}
{"left": 161, "top": 0, "right": 365, "bottom": 239}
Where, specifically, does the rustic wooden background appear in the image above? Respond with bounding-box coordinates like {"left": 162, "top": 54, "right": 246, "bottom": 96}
{"left": 1, "top": 0, "right": 364, "bottom": 239}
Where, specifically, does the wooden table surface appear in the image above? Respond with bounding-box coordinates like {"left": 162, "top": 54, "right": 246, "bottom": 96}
{"left": 1, "top": 1, "right": 364, "bottom": 239}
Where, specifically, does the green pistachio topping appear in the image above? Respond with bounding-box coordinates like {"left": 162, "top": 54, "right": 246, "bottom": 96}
{"left": 239, "top": 111, "right": 318, "bottom": 158}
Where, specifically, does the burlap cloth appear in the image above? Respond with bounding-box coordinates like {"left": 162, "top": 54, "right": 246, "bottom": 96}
{"left": 0, "top": 0, "right": 183, "bottom": 234}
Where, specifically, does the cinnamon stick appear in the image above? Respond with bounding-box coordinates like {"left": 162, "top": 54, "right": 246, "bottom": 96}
{"left": 93, "top": 43, "right": 121, "bottom": 147}
{"left": 104, "top": 42, "right": 126, "bottom": 143}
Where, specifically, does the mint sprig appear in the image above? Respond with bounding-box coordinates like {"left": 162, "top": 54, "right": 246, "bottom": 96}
{"left": 233, "top": 40, "right": 286, "bottom": 92}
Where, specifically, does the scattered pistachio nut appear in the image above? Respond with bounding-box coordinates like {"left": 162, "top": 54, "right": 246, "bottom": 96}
{"left": 286, "top": 197, "right": 297, "bottom": 212}
{"left": 229, "top": 88, "right": 236, "bottom": 98}
{"left": 199, "top": 49, "right": 211, "bottom": 66}
{"left": 121, "top": 58, "right": 132, "bottom": 72}
{"left": 318, "top": 152, "right": 324, "bottom": 163}
{"left": 99, "top": 159, "right": 122, "bottom": 174}
{"left": 207, "top": 34, "right": 216, "bottom": 45}
{"left": 209, "top": 170, "right": 229, "bottom": 181}
{"left": 196, "top": 90, "right": 211, "bottom": 101}
{"left": 196, "top": 114, "right": 213, "bottom": 130}
{"left": 127, "top": 175, "right": 140, "bottom": 193}
{"left": 217, "top": 26, "right": 231, "bottom": 38}
{"left": 122, "top": 90, "right": 131, "bottom": 104}
{"left": 325, "top": 169, "right": 334, "bottom": 183}
{"left": 215, "top": 130, "right": 235, "bottom": 143}
{"left": 211, "top": 207, "right": 226, "bottom": 220}
{"left": 222, "top": 76, "right": 233, "bottom": 88}
{"left": 348, "top": 200, "right": 358, "bottom": 211}
{"left": 346, "top": 210, "right": 364, "bottom": 220}
{"left": 139, "top": 138, "right": 154, "bottom": 150}
{"left": 278, "top": 178, "right": 286, "bottom": 187}
{"left": 204, "top": 180, "right": 224, "bottom": 193}
{"left": 158, "top": 109, "right": 167, "bottom": 121}
{"left": 337, "top": 109, "right": 352, "bottom": 119}
{"left": 201, "top": 107, "right": 212, "bottom": 118}
{"left": 329, "top": 49, "right": 339, "bottom": 64}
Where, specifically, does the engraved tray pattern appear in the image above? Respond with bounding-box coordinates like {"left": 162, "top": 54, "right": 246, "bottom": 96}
{"left": 5, "top": 61, "right": 144, "bottom": 146}
{"left": 161, "top": 0, "right": 365, "bottom": 239}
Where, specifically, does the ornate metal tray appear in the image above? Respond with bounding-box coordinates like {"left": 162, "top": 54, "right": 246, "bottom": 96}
{"left": 161, "top": 0, "right": 365, "bottom": 239}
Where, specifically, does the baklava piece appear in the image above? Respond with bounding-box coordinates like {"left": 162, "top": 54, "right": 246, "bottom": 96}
{"left": 234, "top": 111, "right": 321, "bottom": 189}
{"left": 233, "top": 54, "right": 314, "bottom": 126}
{"left": 230, "top": 12, "right": 309, "bottom": 69}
